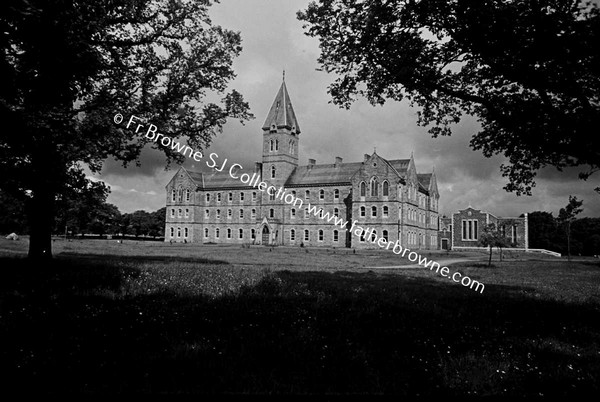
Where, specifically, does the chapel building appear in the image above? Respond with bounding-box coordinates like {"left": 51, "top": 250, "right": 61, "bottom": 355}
{"left": 165, "top": 78, "right": 440, "bottom": 249}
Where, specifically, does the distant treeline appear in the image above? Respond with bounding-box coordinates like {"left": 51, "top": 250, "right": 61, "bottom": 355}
{"left": 0, "top": 189, "right": 165, "bottom": 239}
{"left": 528, "top": 211, "right": 600, "bottom": 256}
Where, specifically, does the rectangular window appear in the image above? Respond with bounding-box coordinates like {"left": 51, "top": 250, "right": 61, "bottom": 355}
{"left": 462, "top": 219, "right": 478, "bottom": 241}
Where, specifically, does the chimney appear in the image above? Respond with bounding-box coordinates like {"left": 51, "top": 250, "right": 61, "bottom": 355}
{"left": 308, "top": 159, "right": 316, "bottom": 169}
{"left": 254, "top": 162, "right": 262, "bottom": 174}
{"left": 364, "top": 154, "right": 370, "bottom": 162}
{"left": 334, "top": 156, "right": 343, "bottom": 166}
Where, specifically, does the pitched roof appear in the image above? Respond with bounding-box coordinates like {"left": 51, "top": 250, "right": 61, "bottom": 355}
{"left": 187, "top": 170, "right": 250, "bottom": 189}
{"left": 417, "top": 173, "right": 432, "bottom": 189}
{"left": 262, "top": 80, "right": 301, "bottom": 133}
{"left": 388, "top": 159, "right": 411, "bottom": 174}
{"left": 285, "top": 162, "right": 363, "bottom": 186}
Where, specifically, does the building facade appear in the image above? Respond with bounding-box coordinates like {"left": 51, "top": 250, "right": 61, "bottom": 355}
{"left": 165, "top": 78, "right": 440, "bottom": 249}
{"left": 438, "top": 207, "right": 528, "bottom": 250}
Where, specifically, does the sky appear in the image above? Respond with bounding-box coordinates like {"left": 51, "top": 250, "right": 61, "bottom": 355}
{"left": 91, "top": 0, "right": 600, "bottom": 218}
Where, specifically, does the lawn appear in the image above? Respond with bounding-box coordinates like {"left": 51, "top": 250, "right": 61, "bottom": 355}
{"left": 1, "top": 238, "right": 599, "bottom": 395}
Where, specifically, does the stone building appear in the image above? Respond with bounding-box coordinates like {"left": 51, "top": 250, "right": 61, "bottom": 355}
{"left": 438, "top": 207, "right": 528, "bottom": 250}
{"left": 165, "top": 78, "right": 440, "bottom": 249}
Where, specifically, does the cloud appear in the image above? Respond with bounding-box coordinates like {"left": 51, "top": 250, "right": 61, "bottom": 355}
{"left": 94, "top": 0, "right": 600, "bottom": 218}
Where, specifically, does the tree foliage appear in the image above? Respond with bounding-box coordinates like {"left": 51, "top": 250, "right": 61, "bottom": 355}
{"left": 479, "top": 223, "right": 511, "bottom": 266}
{"left": 0, "top": 0, "right": 253, "bottom": 258}
{"left": 298, "top": 0, "right": 600, "bottom": 194}
{"left": 557, "top": 195, "right": 584, "bottom": 260}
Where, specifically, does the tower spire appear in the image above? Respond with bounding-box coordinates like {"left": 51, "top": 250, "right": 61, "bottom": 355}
{"left": 262, "top": 77, "right": 301, "bottom": 134}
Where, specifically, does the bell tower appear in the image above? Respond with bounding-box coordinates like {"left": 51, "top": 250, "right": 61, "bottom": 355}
{"left": 262, "top": 73, "right": 300, "bottom": 186}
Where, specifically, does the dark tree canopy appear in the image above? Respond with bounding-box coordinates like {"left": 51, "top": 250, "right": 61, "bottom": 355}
{"left": 0, "top": 0, "right": 253, "bottom": 258}
{"left": 298, "top": 0, "right": 600, "bottom": 194}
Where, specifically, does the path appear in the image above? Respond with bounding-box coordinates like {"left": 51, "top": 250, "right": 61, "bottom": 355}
{"left": 364, "top": 257, "right": 483, "bottom": 269}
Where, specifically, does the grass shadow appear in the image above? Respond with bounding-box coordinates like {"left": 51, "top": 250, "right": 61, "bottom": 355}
{"left": 1, "top": 257, "right": 599, "bottom": 395}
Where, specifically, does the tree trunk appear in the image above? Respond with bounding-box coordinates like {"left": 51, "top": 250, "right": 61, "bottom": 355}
{"left": 27, "top": 185, "right": 54, "bottom": 260}
{"left": 488, "top": 246, "right": 492, "bottom": 267}
{"left": 567, "top": 221, "right": 571, "bottom": 262}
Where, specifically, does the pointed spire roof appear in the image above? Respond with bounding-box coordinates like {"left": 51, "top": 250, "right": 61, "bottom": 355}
{"left": 262, "top": 78, "right": 301, "bottom": 134}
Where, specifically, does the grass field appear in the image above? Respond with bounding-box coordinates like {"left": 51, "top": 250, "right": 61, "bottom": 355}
{"left": 1, "top": 238, "right": 599, "bottom": 395}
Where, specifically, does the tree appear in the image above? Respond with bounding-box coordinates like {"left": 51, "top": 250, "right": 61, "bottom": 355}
{"left": 148, "top": 207, "right": 167, "bottom": 238}
{"left": 557, "top": 196, "right": 584, "bottom": 261}
{"left": 479, "top": 223, "right": 511, "bottom": 266}
{"left": 0, "top": 0, "right": 252, "bottom": 259}
{"left": 0, "top": 189, "right": 28, "bottom": 235}
{"left": 298, "top": 0, "right": 600, "bottom": 195}
{"left": 54, "top": 173, "right": 111, "bottom": 236}
{"left": 527, "top": 211, "right": 562, "bottom": 252}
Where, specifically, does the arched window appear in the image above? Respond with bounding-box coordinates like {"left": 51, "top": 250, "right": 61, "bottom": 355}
{"left": 382, "top": 181, "right": 389, "bottom": 196}
{"left": 271, "top": 165, "right": 276, "bottom": 179}
{"left": 171, "top": 189, "right": 176, "bottom": 202}
{"left": 334, "top": 189, "right": 339, "bottom": 200}
{"left": 305, "top": 190, "right": 310, "bottom": 199}
{"left": 251, "top": 209, "right": 256, "bottom": 219}
{"left": 178, "top": 208, "right": 182, "bottom": 217}
{"left": 227, "top": 228, "right": 232, "bottom": 238}
{"left": 216, "top": 209, "right": 221, "bottom": 219}
{"left": 290, "top": 229, "right": 296, "bottom": 241}
{"left": 275, "top": 139, "right": 279, "bottom": 151}
{"left": 371, "top": 230, "right": 377, "bottom": 242}
{"left": 186, "top": 189, "right": 191, "bottom": 202}
{"left": 251, "top": 229, "right": 256, "bottom": 239}
{"left": 239, "top": 229, "right": 244, "bottom": 239}
{"left": 215, "top": 228, "right": 220, "bottom": 238}
{"left": 170, "top": 227, "right": 174, "bottom": 237}
{"left": 204, "top": 228, "right": 208, "bottom": 238}
{"left": 240, "top": 192, "right": 245, "bottom": 201}
{"left": 319, "top": 189, "right": 325, "bottom": 199}
{"left": 177, "top": 227, "right": 181, "bottom": 238}
{"left": 360, "top": 206, "right": 366, "bottom": 217}
{"left": 383, "top": 230, "right": 389, "bottom": 241}
{"left": 184, "top": 228, "right": 189, "bottom": 238}
{"left": 228, "top": 192, "right": 233, "bottom": 202}
{"left": 370, "top": 177, "right": 378, "bottom": 196}
{"left": 383, "top": 206, "right": 389, "bottom": 217}
{"left": 360, "top": 182, "right": 366, "bottom": 197}
{"left": 204, "top": 209, "right": 209, "bottom": 218}
{"left": 206, "top": 193, "right": 210, "bottom": 203}
{"left": 269, "top": 139, "right": 274, "bottom": 151}
{"left": 170, "top": 209, "right": 175, "bottom": 218}
{"left": 239, "top": 209, "right": 244, "bottom": 218}
{"left": 217, "top": 193, "right": 221, "bottom": 202}
{"left": 269, "top": 208, "right": 274, "bottom": 218}
{"left": 304, "top": 230, "right": 309, "bottom": 241}
{"left": 289, "top": 139, "right": 294, "bottom": 153}
{"left": 291, "top": 209, "right": 296, "bottom": 218}
{"left": 178, "top": 188, "right": 183, "bottom": 202}
{"left": 371, "top": 206, "right": 377, "bottom": 217}
{"left": 334, "top": 208, "right": 339, "bottom": 217}
{"left": 318, "top": 230, "right": 324, "bottom": 241}
{"left": 333, "top": 230, "right": 339, "bottom": 242}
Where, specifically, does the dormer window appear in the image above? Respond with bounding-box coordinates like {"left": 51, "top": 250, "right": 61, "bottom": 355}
{"left": 270, "top": 124, "right": 277, "bottom": 132}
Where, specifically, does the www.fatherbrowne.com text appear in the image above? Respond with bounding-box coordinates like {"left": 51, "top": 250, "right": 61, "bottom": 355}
{"left": 114, "top": 113, "right": 485, "bottom": 294}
